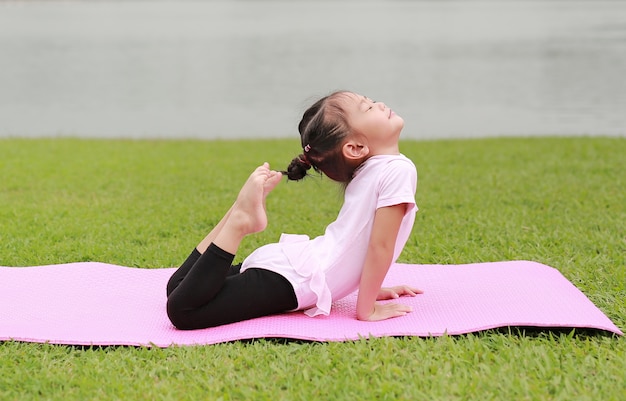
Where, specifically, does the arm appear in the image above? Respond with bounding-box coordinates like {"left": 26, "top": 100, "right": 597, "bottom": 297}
{"left": 356, "top": 203, "right": 419, "bottom": 321}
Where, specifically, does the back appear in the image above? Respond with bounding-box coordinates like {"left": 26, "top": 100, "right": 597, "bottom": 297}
{"left": 242, "top": 154, "right": 418, "bottom": 316}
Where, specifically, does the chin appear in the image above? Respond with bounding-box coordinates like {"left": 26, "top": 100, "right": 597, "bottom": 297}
{"left": 395, "top": 117, "right": 405, "bottom": 130}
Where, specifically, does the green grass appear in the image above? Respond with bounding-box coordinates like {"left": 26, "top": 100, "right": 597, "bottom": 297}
{"left": 0, "top": 137, "right": 624, "bottom": 400}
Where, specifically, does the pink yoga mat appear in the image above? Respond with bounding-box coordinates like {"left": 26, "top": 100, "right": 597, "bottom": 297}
{"left": 0, "top": 261, "right": 621, "bottom": 347}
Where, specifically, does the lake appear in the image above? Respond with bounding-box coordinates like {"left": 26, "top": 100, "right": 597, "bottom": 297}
{"left": 1, "top": 0, "right": 624, "bottom": 140}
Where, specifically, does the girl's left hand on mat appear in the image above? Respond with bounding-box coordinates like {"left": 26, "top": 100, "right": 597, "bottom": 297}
{"left": 377, "top": 285, "right": 423, "bottom": 301}
{"left": 366, "top": 302, "right": 414, "bottom": 321}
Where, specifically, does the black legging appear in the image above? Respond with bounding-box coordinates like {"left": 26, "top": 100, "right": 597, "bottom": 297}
{"left": 166, "top": 243, "right": 298, "bottom": 330}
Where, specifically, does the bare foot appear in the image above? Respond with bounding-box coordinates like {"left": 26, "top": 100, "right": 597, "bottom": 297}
{"left": 231, "top": 163, "right": 282, "bottom": 234}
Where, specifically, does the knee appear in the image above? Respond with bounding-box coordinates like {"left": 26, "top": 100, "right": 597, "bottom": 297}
{"left": 166, "top": 276, "right": 181, "bottom": 297}
{"left": 166, "top": 298, "right": 196, "bottom": 330}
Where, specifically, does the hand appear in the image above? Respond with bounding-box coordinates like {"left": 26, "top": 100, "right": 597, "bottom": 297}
{"left": 362, "top": 302, "right": 413, "bottom": 322}
{"left": 377, "top": 285, "right": 423, "bottom": 301}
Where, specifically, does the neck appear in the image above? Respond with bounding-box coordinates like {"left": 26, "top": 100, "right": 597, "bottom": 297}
{"left": 370, "top": 144, "right": 400, "bottom": 156}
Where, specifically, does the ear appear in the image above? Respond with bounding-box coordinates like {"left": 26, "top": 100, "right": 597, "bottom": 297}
{"left": 342, "top": 139, "right": 369, "bottom": 161}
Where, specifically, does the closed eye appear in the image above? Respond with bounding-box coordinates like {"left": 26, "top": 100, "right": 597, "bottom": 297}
{"left": 362, "top": 96, "right": 375, "bottom": 111}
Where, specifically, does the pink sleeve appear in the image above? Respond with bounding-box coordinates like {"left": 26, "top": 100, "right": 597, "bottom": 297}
{"left": 376, "top": 159, "right": 418, "bottom": 211}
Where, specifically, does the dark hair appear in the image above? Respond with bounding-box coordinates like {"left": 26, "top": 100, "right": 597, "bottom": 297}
{"left": 284, "top": 91, "right": 359, "bottom": 183}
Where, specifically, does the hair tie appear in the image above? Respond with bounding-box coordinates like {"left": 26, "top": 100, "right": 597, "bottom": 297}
{"left": 303, "top": 144, "right": 311, "bottom": 153}
{"left": 299, "top": 154, "right": 311, "bottom": 167}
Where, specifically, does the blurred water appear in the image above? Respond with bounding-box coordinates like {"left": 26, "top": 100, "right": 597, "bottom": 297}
{"left": 0, "top": 0, "right": 625, "bottom": 140}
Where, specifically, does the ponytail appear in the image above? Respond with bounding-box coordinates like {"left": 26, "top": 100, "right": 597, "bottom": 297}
{"left": 283, "top": 153, "right": 314, "bottom": 181}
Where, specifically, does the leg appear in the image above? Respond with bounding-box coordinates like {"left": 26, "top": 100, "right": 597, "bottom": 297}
{"left": 195, "top": 205, "right": 234, "bottom": 254}
{"left": 166, "top": 248, "right": 241, "bottom": 297}
{"left": 166, "top": 162, "right": 281, "bottom": 295}
{"left": 196, "top": 162, "right": 282, "bottom": 254}
{"left": 166, "top": 248, "right": 201, "bottom": 297}
{"left": 167, "top": 243, "right": 296, "bottom": 329}
{"left": 166, "top": 163, "right": 284, "bottom": 326}
{"left": 167, "top": 243, "right": 236, "bottom": 317}
{"left": 168, "top": 264, "right": 298, "bottom": 330}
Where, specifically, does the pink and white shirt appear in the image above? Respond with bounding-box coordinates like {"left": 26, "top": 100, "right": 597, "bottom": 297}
{"left": 241, "top": 154, "right": 418, "bottom": 317}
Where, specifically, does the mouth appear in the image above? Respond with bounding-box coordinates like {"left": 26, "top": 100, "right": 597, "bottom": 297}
{"left": 389, "top": 109, "right": 394, "bottom": 118}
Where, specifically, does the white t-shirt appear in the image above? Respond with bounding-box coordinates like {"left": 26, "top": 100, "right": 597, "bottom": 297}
{"left": 241, "top": 154, "right": 418, "bottom": 316}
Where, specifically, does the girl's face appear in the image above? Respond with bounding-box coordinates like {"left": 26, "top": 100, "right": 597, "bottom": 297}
{"left": 343, "top": 92, "right": 404, "bottom": 155}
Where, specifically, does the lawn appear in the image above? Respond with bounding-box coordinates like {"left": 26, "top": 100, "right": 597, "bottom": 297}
{"left": 1, "top": 137, "right": 624, "bottom": 400}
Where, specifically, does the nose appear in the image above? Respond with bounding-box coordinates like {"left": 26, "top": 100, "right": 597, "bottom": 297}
{"left": 378, "top": 102, "right": 386, "bottom": 110}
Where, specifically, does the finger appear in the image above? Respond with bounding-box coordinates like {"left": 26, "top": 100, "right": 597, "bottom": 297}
{"left": 384, "top": 303, "right": 412, "bottom": 313}
{"left": 393, "top": 286, "right": 413, "bottom": 297}
{"left": 395, "top": 304, "right": 412, "bottom": 313}
{"left": 386, "top": 304, "right": 412, "bottom": 318}
{"left": 395, "top": 286, "right": 414, "bottom": 296}
{"left": 402, "top": 286, "right": 423, "bottom": 296}
{"left": 388, "top": 311, "right": 408, "bottom": 319}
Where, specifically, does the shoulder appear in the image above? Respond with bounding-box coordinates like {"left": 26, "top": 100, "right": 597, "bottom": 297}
{"left": 348, "top": 154, "right": 417, "bottom": 196}
{"left": 358, "top": 154, "right": 416, "bottom": 176}
{"left": 372, "top": 155, "right": 418, "bottom": 199}
{"left": 383, "top": 154, "right": 416, "bottom": 173}
{"left": 377, "top": 154, "right": 417, "bottom": 183}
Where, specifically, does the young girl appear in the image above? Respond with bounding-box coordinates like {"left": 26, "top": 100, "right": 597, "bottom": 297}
{"left": 166, "top": 91, "right": 421, "bottom": 330}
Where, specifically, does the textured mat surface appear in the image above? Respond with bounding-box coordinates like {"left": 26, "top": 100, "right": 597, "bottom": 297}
{"left": 0, "top": 261, "right": 621, "bottom": 347}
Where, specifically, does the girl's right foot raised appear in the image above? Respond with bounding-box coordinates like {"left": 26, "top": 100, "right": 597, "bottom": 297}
{"left": 231, "top": 163, "right": 282, "bottom": 235}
